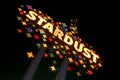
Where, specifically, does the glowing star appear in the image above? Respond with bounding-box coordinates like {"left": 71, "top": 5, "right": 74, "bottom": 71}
{"left": 42, "top": 43, "right": 47, "bottom": 48}
{"left": 33, "top": 34, "right": 40, "bottom": 39}
{"left": 17, "top": 16, "right": 22, "bottom": 20}
{"left": 26, "top": 52, "right": 34, "bottom": 58}
{"left": 98, "top": 63, "right": 102, "bottom": 67}
{"left": 76, "top": 72, "right": 81, "bottom": 77}
{"left": 68, "top": 57, "right": 73, "bottom": 63}
{"left": 26, "top": 5, "right": 33, "bottom": 10}
{"left": 26, "top": 33, "right": 32, "bottom": 38}
{"left": 18, "top": 8, "right": 22, "bottom": 11}
{"left": 52, "top": 60, "right": 57, "bottom": 64}
{"left": 50, "top": 66, "right": 56, "bottom": 71}
{"left": 16, "top": 28, "right": 23, "bottom": 33}
{"left": 22, "top": 21, "right": 27, "bottom": 25}
{"left": 87, "top": 70, "right": 93, "bottom": 75}
{"left": 36, "top": 43, "right": 41, "bottom": 48}
{"left": 43, "top": 53, "right": 48, "bottom": 58}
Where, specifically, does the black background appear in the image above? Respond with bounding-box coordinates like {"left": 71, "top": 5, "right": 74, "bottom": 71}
{"left": 1, "top": 0, "right": 117, "bottom": 80}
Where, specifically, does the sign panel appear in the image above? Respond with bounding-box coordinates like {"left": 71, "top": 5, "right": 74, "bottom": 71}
{"left": 16, "top": 4, "right": 102, "bottom": 76}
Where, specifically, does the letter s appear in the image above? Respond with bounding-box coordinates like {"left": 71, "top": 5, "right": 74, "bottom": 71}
{"left": 26, "top": 11, "right": 38, "bottom": 20}
{"left": 83, "top": 48, "right": 91, "bottom": 58}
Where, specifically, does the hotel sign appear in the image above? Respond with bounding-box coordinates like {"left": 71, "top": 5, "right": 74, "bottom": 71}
{"left": 17, "top": 4, "right": 102, "bottom": 76}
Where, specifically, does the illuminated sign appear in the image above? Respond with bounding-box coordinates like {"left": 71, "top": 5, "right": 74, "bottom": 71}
{"left": 16, "top": 4, "right": 102, "bottom": 76}
{"left": 25, "top": 10, "right": 99, "bottom": 63}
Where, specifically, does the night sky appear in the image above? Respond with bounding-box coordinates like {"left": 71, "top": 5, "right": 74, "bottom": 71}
{"left": 1, "top": 0, "right": 116, "bottom": 80}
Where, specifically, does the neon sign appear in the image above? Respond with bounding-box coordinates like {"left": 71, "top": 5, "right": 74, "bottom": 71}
{"left": 25, "top": 10, "right": 100, "bottom": 63}
{"left": 16, "top": 4, "right": 102, "bottom": 76}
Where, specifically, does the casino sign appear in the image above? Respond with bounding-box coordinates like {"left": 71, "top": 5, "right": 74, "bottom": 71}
{"left": 16, "top": 4, "right": 102, "bottom": 77}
